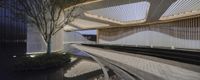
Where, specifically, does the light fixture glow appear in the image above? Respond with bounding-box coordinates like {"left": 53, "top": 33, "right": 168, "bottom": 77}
{"left": 30, "top": 55, "right": 36, "bottom": 58}
{"left": 13, "top": 55, "right": 17, "bottom": 58}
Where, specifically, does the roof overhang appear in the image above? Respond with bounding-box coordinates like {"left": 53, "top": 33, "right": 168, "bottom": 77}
{"left": 63, "top": 0, "right": 200, "bottom": 31}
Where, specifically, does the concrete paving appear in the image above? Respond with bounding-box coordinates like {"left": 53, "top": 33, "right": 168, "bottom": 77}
{"left": 72, "top": 44, "right": 200, "bottom": 80}
{"left": 93, "top": 55, "right": 137, "bottom": 80}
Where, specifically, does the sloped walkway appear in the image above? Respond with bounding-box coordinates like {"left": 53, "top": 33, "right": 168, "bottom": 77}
{"left": 72, "top": 44, "right": 200, "bottom": 80}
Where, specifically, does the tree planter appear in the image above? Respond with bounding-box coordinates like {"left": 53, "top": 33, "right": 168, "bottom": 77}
{"left": 12, "top": 53, "right": 71, "bottom": 71}
{"left": 12, "top": 68, "right": 65, "bottom": 80}
{"left": 8, "top": 53, "right": 71, "bottom": 80}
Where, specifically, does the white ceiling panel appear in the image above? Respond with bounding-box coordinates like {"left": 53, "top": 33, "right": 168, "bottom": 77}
{"left": 71, "top": 18, "right": 109, "bottom": 29}
{"left": 64, "top": 25, "right": 78, "bottom": 31}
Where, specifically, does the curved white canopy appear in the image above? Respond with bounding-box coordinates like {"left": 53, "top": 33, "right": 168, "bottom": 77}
{"left": 64, "top": 0, "right": 200, "bottom": 31}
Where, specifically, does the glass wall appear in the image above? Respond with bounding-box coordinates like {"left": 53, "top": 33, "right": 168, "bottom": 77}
{"left": 0, "top": 7, "right": 27, "bottom": 58}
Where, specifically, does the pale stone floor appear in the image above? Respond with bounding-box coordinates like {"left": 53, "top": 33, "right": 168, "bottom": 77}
{"left": 64, "top": 58, "right": 121, "bottom": 80}
{"left": 64, "top": 59, "right": 101, "bottom": 78}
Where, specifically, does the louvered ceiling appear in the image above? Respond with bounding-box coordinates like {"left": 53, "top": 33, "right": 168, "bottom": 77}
{"left": 64, "top": 0, "right": 200, "bottom": 31}
{"left": 85, "top": 1, "right": 149, "bottom": 24}
{"left": 160, "top": 0, "right": 200, "bottom": 20}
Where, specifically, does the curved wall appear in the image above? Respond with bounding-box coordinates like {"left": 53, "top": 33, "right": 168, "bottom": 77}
{"left": 27, "top": 26, "right": 64, "bottom": 53}
{"left": 98, "top": 17, "right": 200, "bottom": 50}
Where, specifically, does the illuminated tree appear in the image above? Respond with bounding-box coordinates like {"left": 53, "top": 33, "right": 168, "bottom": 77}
{"left": 2, "top": 0, "right": 85, "bottom": 54}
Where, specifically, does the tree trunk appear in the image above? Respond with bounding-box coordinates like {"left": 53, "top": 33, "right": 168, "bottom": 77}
{"left": 47, "top": 37, "right": 52, "bottom": 54}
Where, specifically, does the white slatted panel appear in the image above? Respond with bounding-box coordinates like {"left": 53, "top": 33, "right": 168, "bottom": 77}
{"left": 86, "top": 1, "right": 150, "bottom": 22}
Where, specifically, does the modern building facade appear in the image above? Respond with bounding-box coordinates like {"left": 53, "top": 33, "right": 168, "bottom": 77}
{"left": 1, "top": 0, "right": 200, "bottom": 80}
{"left": 1, "top": 0, "right": 200, "bottom": 53}
{"left": 64, "top": 0, "right": 200, "bottom": 51}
